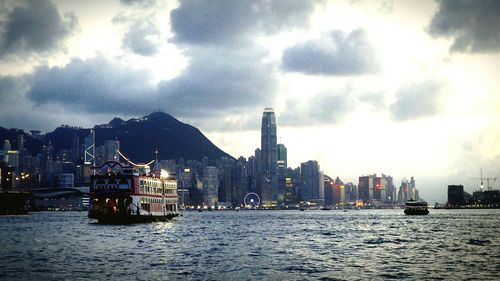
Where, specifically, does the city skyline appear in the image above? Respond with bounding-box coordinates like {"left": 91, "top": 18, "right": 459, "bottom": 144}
{"left": 1, "top": 1, "right": 500, "bottom": 203}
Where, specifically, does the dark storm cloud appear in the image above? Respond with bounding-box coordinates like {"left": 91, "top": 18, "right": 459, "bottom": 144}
{"left": 281, "top": 29, "right": 378, "bottom": 75}
{"left": 0, "top": 75, "right": 27, "bottom": 111}
{"left": 428, "top": 0, "right": 500, "bottom": 53}
{"left": 389, "top": 82, "right": 443, "bottom": 121}
{"left": 3, "top": 44, "right": 275, "bottom": 130}
{"left": 26, "top": 56, "right": 157, "bottom": 115}
{"left": 0, "top": 74, "right": 61, "bottom": 131}
{"left": 170, "top": 0, "right": 316, "bottom": 45}
{"left": 280, "top": 93, "right": 352, "bottom": 127}
{"left": 0, "top": 0, "right": 77, "bottom": 58}
{"left": 156, "top": 47, "right": 276, "bottom": 117}
{"left": 122, "top": 20, "right": 161, "bottom": 56}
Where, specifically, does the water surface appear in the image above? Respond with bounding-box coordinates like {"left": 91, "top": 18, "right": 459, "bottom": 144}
{"left": 1, "top": 209, "right": 499, "bottom": 280}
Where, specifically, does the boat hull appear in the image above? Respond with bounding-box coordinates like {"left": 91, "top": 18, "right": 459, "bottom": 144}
{"left": 404, "top": 209, "right": 429, "bottom": 215}
{"left": 89, "top": 212, "right": 179, "bottom": 224}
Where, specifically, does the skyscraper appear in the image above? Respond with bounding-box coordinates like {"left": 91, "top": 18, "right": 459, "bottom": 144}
{"left": 277, "top": 143, "right": 287, "bottom": 204}
{"left": 260, "top": 108, "right": 278, "bottom": 206}
{"left": 277, "top": 143, "right": 287, "bottom": 169}
{"left": 300, "top": 160, "right": 323, "bottom": 205}
{"left": 104, "top": 139, "right": 120, "bottom": 162}
{"left": 203, "top": 166, "right": 219, "bottom": 208}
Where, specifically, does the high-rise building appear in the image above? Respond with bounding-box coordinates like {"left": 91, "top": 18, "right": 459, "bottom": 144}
{"left": 447, "top": 185, "right": 465, "bottom": 207}
{"left": 277, "top": 144, "right": 287, "bottom": 169}
{"left": 260, "top": 108, "right": 278, "bottom": 206}
{"left": 104, "top": 139, "right": 120, "bottom": 162}
{"left": 203, "top": 166, "right": 219, "bottom": 207}
{"left": 398, "top": 176, "right": 419, "bottom": 202}
{"left": 277, "top": 144, "right": 287, "bottom": 205}
{"left": 359, "top": 174, "right": 393, "bottom": 203}
{"left": 84, "top": 131, "right": 95, "bottom": 165}
{"left": 217, "top": 157, "right": 234, "bottom": 207}
{"left": 300, "top": 160, "right": 323, "bottom": 205}
{"left": 233, "top": 158, "right": 248, "bottom": 207}
{"left": 358, "top": 174, "right": 375, "bottom": 203}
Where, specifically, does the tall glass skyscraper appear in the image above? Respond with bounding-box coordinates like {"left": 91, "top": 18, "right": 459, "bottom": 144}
{"left": 261, "top": 108, "right": 278, "bottom": 205}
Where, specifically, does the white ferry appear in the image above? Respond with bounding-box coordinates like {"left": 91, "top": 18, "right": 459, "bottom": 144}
{"left": 88, "top": 160, "right": 178, "bottom": 224}
{"left": 404, "top": 200, "right": 429, "bottom": 215}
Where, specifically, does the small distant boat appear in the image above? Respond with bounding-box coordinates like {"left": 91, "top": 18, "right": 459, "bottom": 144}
{"left": 299, "top": 207, "right": 306, "bottom": 211}
{"left": 404, "top": 200, "right": 429, "bottom": 215}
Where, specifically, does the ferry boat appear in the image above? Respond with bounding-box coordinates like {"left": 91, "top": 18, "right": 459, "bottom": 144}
{"left": 88, "top": 160, "right": 179, "bottom": 224}
{"left": 404, "top": 200, "right": 429, "bottom": 215}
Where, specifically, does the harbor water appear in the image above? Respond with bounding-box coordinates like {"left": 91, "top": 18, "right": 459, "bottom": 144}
{"left": 1, "top": 209, "right": 499, "bottom": 280}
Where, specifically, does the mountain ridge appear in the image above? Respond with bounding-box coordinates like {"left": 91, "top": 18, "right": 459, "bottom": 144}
{"left": 0, "top": 112, "right": 232, "bottom": 163}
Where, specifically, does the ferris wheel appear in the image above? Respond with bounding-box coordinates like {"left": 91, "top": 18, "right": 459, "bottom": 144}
{"left": 243, "top": 192, "right": 261, "bottom": 208}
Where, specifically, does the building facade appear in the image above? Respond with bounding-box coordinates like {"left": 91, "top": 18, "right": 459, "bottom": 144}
{"left": 300, "top": 160, "right": 323, "bottom": 205}
{"left": 203, "top": 166, "right": 219, "bottom": 208}
{"left": 260, "top": 108, "right": 278, "bottom": 206}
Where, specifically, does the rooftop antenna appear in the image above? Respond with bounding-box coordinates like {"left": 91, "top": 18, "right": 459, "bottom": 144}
{"left": 471, "top": 168, "right": 497, "bottom": 191}
{"left": 481, "top": 168, "right": 484, "bottom": 189}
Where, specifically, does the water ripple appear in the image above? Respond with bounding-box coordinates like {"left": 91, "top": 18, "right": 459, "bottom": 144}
{"left": 0, "top": 209, "right": 499, "bottom": 280}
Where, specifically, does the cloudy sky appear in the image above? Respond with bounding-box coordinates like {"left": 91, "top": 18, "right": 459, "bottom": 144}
{"left": 1, "top": 0, "right": 499, "bottom": 202}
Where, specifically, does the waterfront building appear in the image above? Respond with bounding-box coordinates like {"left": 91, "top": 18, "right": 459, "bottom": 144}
{"left": 344, "top": 182, "right": 358, "bottom": 202}
{"left": 323, "top": 175, "right": 335, "bottom": 206}
{"left": 447, "top": 185, "right": 466, "bottom": 207}
{"left": 260, "top": 108, "right": 278, "bottom": 206}
{"left": 333, "top": 177, "right": 345, "bottom": 205}
{"left": 217, "top": 157, "right": 234, "bottom": 207}
{"left": 277, "top": 144, "right": 287, "bottom": 205}
{"left": 0, "top": 162, "right": 15, "bottom": 190}
{"left": 358, "top": 174, "right": 394, "bottom": 204}
{"left": 203, "top": 166, "right": 219, "bottom": 208}
{"left": 398, "top": 176, "right": 420, "bottom": 202}
{"left": 246, "top": 155, "right": 258, "bottom": 194}
{"left": 358, "top": 174, "right": 375, "bottom": 203}
{"left": 285, "top": 167, "right": 300, "bottom": 205}
{"left": 300, "top": 160, "right": 324, "bottom": 205}
{"left": 277, "top": 144, "right": 287, "bottom": 169}
{"left": 384, "top": 175, "right": 396, "bottom": 203}
{"left": 447, "top": 184, "right": 499, "bottom": 208}
{"left": 373, "top": 176, "right": 386, "bottom": 202}
{"left": 233, "top": 158, "right": 248, "bottom": 207}
{"left": 409, "top": 176, "right": 417, "bottom": 200}
{"left": 472, "top": 190, "right": 500, "bottom": 206}
{"left": 398, "top": 177, "right": 409, "bottom": 202}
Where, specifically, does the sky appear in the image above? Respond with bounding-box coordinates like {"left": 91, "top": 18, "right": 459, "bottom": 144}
{"left": 1, "top": 0, "right": 499, "bottom": 202}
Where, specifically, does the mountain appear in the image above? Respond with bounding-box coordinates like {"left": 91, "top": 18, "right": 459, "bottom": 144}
{"left": 96, "top": 111, "right": 232, "bottom": 162}
{"left": 1, "top": 112, "right": 232, "bottom": 163}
